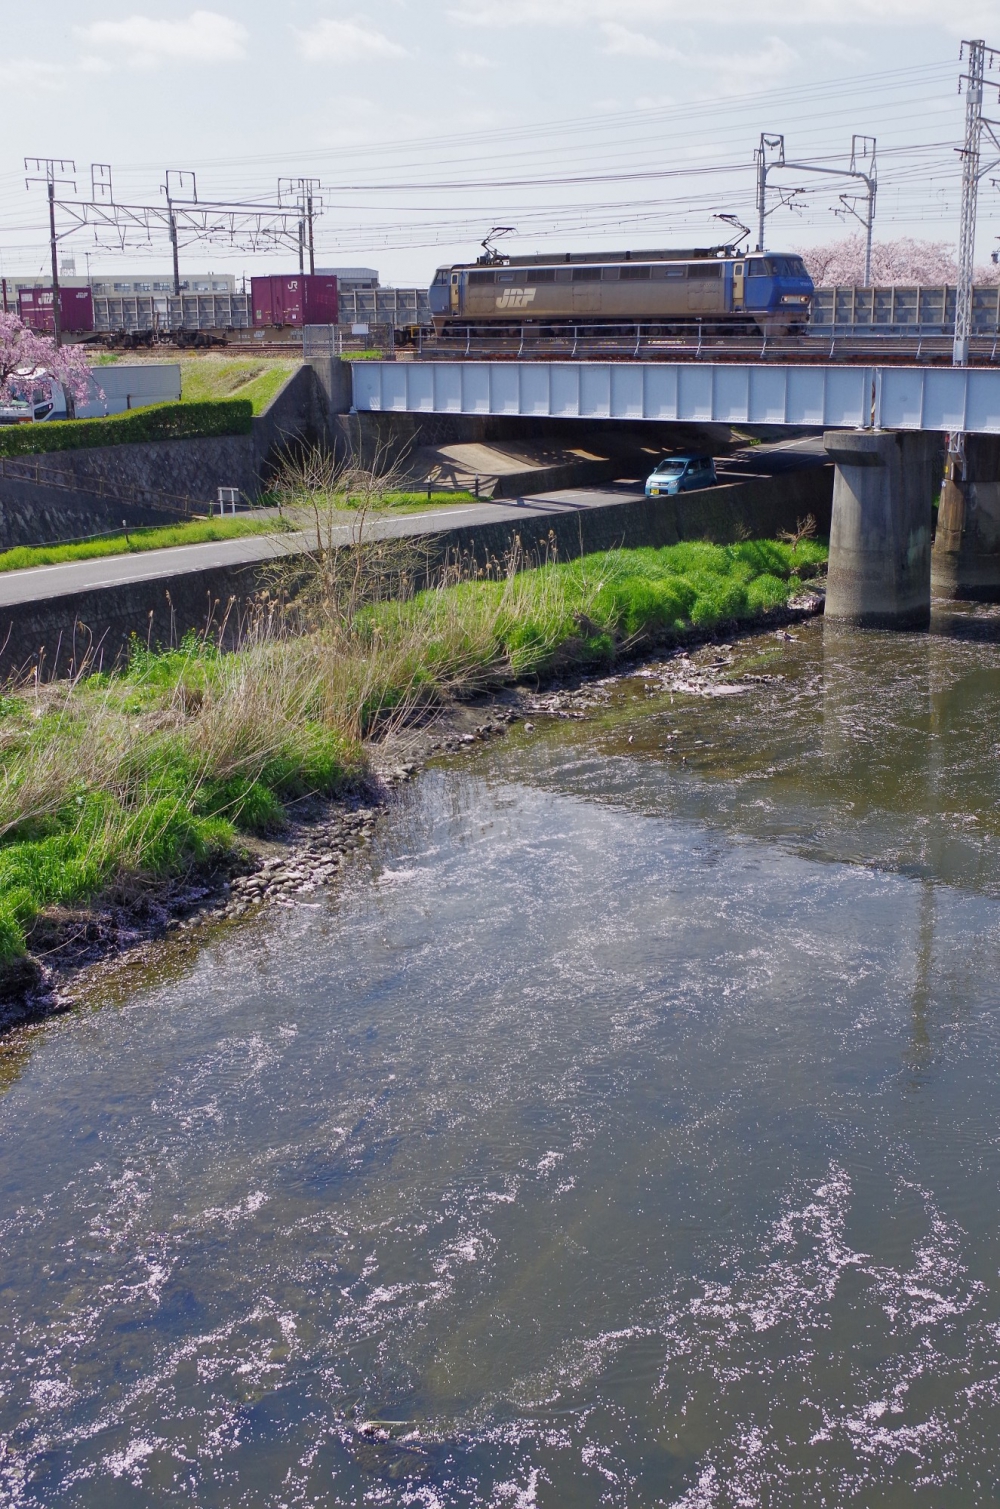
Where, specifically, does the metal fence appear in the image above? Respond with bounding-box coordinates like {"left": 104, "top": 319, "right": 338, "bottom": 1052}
{"left": 302, "top": 324, "right": 396, "bottom": 358}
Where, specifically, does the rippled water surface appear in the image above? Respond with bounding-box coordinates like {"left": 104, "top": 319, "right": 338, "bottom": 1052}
{"left": 4, "top": 617, "right": 1000, "bottom": 1506}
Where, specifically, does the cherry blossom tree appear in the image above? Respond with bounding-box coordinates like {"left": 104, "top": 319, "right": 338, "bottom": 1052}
{"left": 796, "top": 235, "right": 1000, "bottom": 287}
{"left": 0, "top": 313, "right": 94, "bottom": 410}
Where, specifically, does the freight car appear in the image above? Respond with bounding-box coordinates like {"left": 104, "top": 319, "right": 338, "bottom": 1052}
{"left": 428, "top": 247, "right": 814, "bottom": 337}
{"left": 17, "top": 286, "right": 95, "bottom": 335}
{"left": 250, "top": 274, "right": 338, "bottom": 328}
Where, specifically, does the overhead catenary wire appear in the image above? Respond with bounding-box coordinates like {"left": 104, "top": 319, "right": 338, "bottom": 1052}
{"left": 0, "top": 57, "right": 993, "bottom": 277}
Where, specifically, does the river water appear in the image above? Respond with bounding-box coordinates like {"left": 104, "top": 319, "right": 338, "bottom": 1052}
{"left": 3, "top": 615, "right": 1000, "bottom": 1507}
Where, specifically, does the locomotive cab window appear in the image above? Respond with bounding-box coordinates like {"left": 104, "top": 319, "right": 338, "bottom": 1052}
{"left": 746, "top": 259, "right": 767, "bottom": 276}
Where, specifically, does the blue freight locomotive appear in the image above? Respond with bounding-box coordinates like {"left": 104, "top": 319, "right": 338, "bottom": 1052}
{"left": 428, "top": 247, "right": 814, "bottom": 337}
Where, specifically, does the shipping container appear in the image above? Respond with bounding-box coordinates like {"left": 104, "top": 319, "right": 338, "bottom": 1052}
{"left": 17, "top": 286, "right": 94, "bottom": 335}
{"left": 250, "top": 274, "right": 338, "bottom": 328}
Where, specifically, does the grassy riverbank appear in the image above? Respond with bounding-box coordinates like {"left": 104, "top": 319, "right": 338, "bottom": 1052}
{"left": 0, "top": 516, "right": 289, "bottom": 574}
{"left": 0, "top": 537, "right": 825, "bottom": 972}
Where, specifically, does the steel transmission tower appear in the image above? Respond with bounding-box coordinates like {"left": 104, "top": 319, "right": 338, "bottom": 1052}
{"left": 954, "top": 39, "right": 1000, "bottom": 365}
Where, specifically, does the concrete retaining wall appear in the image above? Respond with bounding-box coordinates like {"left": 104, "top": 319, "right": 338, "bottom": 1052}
{"left": 0, "top": 365, "right": 327, "bottom": 551}
{"left": 0, "top": 435, "right": 258, "bottom": 551}
{"left": 0, "top": 462, "right": 832, "bottom": 680}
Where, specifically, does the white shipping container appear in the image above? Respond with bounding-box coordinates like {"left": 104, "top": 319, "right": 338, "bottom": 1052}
{"left": 76, "top": 364, "right": 182, "bottom": 418}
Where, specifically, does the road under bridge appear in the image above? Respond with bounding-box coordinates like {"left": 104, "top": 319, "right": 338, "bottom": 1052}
{"left": 347, "top": 358, "right": 1000, "bottom": 629}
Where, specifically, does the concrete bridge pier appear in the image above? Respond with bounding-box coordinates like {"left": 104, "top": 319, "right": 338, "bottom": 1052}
{"left": 931, "top": 436, "right": 1000, "bottom": 601}
{"left": 822, "top": 430, "right": 938, "bottom": 630}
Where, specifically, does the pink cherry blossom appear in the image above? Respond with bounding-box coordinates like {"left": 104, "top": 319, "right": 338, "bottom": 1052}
{"left": 0, "top": 313, "right": 95, "bottom": 408}
{"left": 797, "top": 235, "right": 1000, "bottom": 287}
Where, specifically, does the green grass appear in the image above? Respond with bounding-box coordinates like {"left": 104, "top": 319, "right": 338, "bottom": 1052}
{"left": 298, "top": 489, "right": 481, "bottom": 516}
{"left": 0, "top": 536, "right": 826, "bottom": 972}
{"left": 382, "top": 490, "right": 481, "bottom": 512}
{"left": 0, "top": 516, "right": 289, "bottom": 574}
{"left": 370, "top": 537, "right": 828, "bottom": 681}
{"left": 176, "top": 357, "right": 298, "bottom": 414}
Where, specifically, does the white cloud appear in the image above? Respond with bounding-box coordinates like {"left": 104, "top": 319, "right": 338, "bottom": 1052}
{"left": 600, "top": 22, "right": 682, "bottom": 58}
{"left": 450, "top": 0, "right": 994, "bottom": 26}
{"left": 294, "top": 18, "right": 407, "bottom": 62}
{"left": 454, "top": 49, "right": 496, "bottom": 68}
{"left": 75, "top": 10, "right": 248, "bottom": 67}
{"left": 0, "top": 58, "right": 67, "bottom": 92}
{"left": 710, "top": 36, "right": 800, "bottom": 95}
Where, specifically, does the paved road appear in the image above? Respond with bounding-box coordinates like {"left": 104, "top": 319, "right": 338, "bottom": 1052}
{"left": 0, "top": 436, "right": 828, "bottom": 610}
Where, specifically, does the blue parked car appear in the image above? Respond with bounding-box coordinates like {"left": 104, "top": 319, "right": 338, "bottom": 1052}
{"left": 644, "top": 455, "right": 717, "bottom": 497}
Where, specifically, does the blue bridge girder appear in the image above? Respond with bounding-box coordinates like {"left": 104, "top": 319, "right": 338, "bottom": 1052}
{"left": 351, "top": 360, "right": 1000, "bottom": 436}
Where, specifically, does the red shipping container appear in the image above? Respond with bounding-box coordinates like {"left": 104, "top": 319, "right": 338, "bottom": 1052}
{"left": 17, "top": 286, "right": 94, "bottom": 335}
{"left": 251, "top": 274, "right": 338, "bottom": 328}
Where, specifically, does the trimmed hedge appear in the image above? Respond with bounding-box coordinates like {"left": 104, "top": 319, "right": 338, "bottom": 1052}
{"left": 0, "top": 399, "right": 253, "bottom": 458}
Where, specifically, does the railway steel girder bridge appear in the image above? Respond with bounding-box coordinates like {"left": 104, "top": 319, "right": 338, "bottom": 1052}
{"left": 351, "top": 360, "right": 1000, "bottom": 435}
{"left": 347, "top": 358, "right": 1000, "bottom": 631}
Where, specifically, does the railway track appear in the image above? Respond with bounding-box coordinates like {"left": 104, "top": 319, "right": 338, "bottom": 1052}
{"left": 403, "top": 326, "right": 1000, "bottom": 366}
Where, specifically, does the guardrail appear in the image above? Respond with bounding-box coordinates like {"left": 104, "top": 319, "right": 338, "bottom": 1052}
{"left": 409, "top": 322, "right": 1000, "bottom": 366}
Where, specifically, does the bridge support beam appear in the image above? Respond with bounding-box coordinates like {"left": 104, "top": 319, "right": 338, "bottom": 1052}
{"left": 822, "top": 430, "right": 938, "bottom": 630}
{"left": 931, "top": 435, "right": 1000, "bottom": 601}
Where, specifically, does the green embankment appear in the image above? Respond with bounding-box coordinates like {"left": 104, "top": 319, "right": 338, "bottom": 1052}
{"left": 176, "top": 357, "right": 298, "bottom": 415}
{"left": 0, "top": 538, "right": 825, "bottom": 969}
{"left": 0, "top": 516, "right": 290, "bottom": 575}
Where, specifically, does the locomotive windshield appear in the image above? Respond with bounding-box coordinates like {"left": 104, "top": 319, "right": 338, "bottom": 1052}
{"left": 764, "top": 256, "right": 808, "bottom": 277}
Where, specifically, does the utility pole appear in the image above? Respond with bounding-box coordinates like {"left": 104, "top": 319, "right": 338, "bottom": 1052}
{"left": 755, "top": 135, "right": 785, "bottom": 251}
{"left": 279, "top": 177, "right": 322, "bottom": 275}
{"left": 844, "top": 136, "right": 877, "bottom": 287}
{"left": 24, "top": 157, "right": 76, "bottom": 346}
{"left": 161, "top": 169, "right": 197, "bottom": 297}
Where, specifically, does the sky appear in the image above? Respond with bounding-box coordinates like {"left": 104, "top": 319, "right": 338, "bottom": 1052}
{"left": 2, "top": 1, "right": 1000, "bottom": 291}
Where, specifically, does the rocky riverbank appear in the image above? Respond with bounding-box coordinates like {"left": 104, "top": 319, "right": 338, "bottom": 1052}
{"left": 0, "top": 591, "right": 823, "bottom": 1034}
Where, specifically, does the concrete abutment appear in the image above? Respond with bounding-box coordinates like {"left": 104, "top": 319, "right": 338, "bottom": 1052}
{"left": 823, "top": 429, "right": 939, "bottom": 630}
{"left": 931, "top": 435, "right": 1000, "bottom": 601}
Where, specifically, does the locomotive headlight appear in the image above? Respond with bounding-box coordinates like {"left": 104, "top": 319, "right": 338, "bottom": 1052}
{"left": 780, "top": 295, "right": 810, "bottom": 305}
